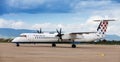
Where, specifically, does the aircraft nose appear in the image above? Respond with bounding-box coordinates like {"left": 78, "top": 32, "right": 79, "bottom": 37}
{"left": 12, "top": 38, "right": 17, "bottom": 42}
{"left": 12, "top": 37, "right": 20, "bottom": 42}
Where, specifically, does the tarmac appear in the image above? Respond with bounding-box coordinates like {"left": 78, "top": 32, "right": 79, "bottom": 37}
{"left": 0, "top": 43, "right": 120, "bottom": 62}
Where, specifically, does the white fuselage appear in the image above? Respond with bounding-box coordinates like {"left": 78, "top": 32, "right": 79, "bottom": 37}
{"left": 12, "top": 33, "right": 58, "bottom": 42}
{"left": 12, "top": 32, "right": 100, "bottom": 43}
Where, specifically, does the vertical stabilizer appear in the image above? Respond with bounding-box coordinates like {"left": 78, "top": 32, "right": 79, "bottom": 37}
{"left": 95, "top": 19, "right": 115, "bottom": 38}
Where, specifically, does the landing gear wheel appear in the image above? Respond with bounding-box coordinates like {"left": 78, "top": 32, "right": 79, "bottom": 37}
{"left": 16, "top": 43, "right": 20, "bottom": 47}
{"left": 72, "top": 44, "right": 76, "bottom": 48}
{"left": 52, "top": 43, "right": 56, "bottom": 47}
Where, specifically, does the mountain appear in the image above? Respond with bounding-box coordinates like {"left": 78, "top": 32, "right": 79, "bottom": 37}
{"left": 0, "top": 28, "right": 120, "bottom": 41}
{"left": 105, "top": 34, "right": 120, "bottom": 41}
{"left": 0, "top": 28, "right": 34, "bottom": 38}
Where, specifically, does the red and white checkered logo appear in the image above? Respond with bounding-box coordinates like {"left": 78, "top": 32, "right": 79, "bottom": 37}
{"left": 97, "top": 21, "right": 108, "bottom": 34}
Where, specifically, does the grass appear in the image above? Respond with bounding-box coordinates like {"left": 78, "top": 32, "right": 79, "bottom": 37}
{"left": 0, "top": 38, "right": 13, "bottom": 43}
{"left": 94, "top": 41, "right": 120, "bottom": 45}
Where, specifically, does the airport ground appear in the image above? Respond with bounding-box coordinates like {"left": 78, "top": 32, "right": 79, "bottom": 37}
{"left": 0, "top": 43, "right": 120, "bottom": 62}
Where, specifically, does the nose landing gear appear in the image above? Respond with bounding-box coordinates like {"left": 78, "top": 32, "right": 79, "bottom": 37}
{"left": 16, "top": 43, "right": 20, "bottom": 47}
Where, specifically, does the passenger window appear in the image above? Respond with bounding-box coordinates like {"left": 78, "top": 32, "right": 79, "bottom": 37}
{"left": 20, "top": 35, "right": 26, "bottom": 37}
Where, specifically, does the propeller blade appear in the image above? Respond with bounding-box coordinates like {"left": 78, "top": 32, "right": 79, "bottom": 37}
{"left": 39, "top": 28, "right": 42, "bottom": 33}
{"left": 60, "top": 28, "right": 62, "bottom": 34}
{"left": 56, "top": 28, "right": 64, "bottom": 42}
{"left": 36, "top": 28, "right": 43, "bottom": 33}
{"left": 37, "top": 30, "right": 40, "bottom": 33}
{"left": 56, "top": 29, "right": 60, "bottom": 34}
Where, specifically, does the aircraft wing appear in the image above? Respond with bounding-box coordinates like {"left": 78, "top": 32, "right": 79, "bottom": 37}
{"left": 66, "top": 32, "right": 97, "bottom": 39}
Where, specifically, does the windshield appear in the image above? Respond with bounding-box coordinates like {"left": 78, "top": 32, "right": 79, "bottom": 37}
{"left": 20, "top": 35, "right": 26, "bottom": 37}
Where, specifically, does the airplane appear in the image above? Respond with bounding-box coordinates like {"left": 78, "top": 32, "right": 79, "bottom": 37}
{"left": 12, "top": 19, "right": 115, "bottom": 48}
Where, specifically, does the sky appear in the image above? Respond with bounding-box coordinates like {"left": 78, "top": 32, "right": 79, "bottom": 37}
{"left": 0, "top": 0, "right": 120, "bottom": 36}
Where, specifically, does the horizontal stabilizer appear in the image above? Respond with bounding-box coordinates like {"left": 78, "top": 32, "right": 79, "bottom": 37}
{"left": 94, "top": 19, "right": 115, "bottom": 22}
{"left": 70, "top": 32, "right": 96, "bottom": 34}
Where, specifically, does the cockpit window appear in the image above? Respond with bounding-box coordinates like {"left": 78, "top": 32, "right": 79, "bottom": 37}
{"left": 20, "top": 35, "right": 26, "bottom": 37}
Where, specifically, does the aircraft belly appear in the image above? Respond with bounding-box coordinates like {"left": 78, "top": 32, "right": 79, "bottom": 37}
{"left": 33, "top": 38, "right": 58, "bottom": 42}
{"left": 75, "top": 38, "right": 96, "bottom": 42}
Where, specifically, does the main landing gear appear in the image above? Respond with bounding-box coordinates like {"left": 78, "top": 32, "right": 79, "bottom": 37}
{"left": 72, "top": 44, "right": 76, "bottom": 48}
{"left": 52, "top": 43, "right": 56, "bottom": 47}
{"left": 51, "top": 40, "right": 77, "bottom": 48}
{"left": 71, "top": 40, "right": 76, "bottom": 48}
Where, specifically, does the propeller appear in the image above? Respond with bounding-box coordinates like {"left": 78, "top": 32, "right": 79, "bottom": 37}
{"left": 36, "top": 28, "right": 43, "bottom": 33}
{"left": 56, "top": 28, "right": 64, "bottom": 41}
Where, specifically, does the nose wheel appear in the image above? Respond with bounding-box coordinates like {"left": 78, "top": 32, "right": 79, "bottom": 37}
{"left": 16, "top": 43, "right": 20, "bottom": 47}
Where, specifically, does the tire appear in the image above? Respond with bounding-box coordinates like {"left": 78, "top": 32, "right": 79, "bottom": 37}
{"left": 52, "top": 43, "right": 56, "bottom": 47}
{"left": 72, "top": 44, "right": 76, "bottom": 48}
{"left": 16, "top": 43, "right": 20, "bottom": 47}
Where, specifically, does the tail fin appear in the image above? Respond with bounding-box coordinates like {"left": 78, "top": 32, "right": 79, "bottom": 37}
{"left": 97, "top": 21, "right": 108, "bottom": 35}
{"left": 95, "top": 19, "right": 115, "bottom": 38}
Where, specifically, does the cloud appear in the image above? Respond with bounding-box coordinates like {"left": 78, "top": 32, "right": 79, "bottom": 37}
{"left": 0, "top": 0, "right": 120, "bottom": 15}
{"left": 0, "top": 0, "right": 120, "bottom": 36}
{"left": 11, "top": 21, "right": 25, "bottom": 28}
{"left": 76, "top": 0, "right": 119, "bottom": 15}
{"left": 31, "top": 15, "right": 120, "bottom": 36}
{"left": 70, "top": 0, "right": 120, "bottom": 36}
{"left": 107, "top": 20, "right": 120, "bottom": 36}
{"left": 0, "top": 15, "right": 119, "bottom": 36}
{"left": 31, "top": 16, "right": 100, "bottom": 32}
{"left": 0, "top": 18, "right": 26, "bottom": 29}
{"left": 31, "top": 23, "right": 61, "bottom": 31}
{"left": 73, "top": 0, "right": 111, "bottom": 11}
{"left": 8, "top": 0, "right": 47, "bottom": 9}
{"left": 0, "top": 0, "right": 73, "bottom": 15}
{"left": 86, "top": 15, "right": 120, "bottom": 36}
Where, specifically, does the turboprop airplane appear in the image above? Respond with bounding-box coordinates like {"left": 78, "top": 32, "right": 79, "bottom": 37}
{"left": 12, "top": 19, "right": 115, "bottom": 48}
